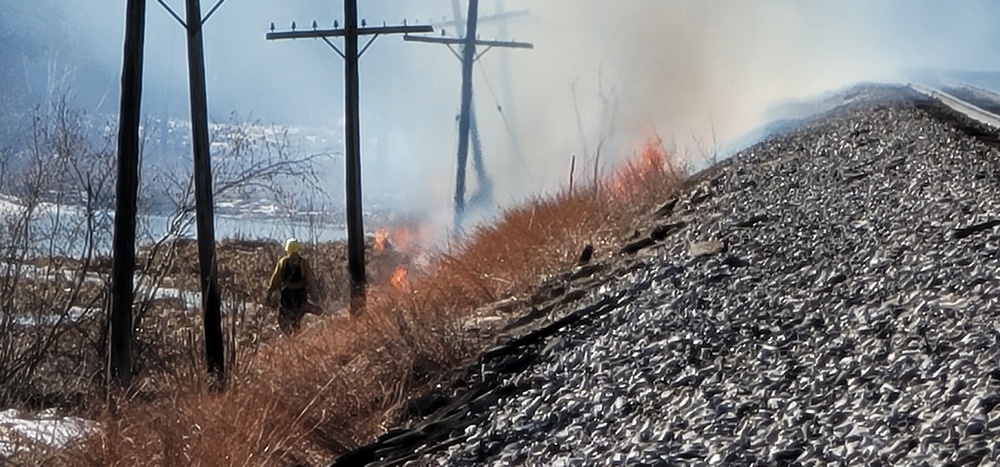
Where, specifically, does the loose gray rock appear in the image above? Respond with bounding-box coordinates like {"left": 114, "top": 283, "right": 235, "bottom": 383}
{"left": 689, "top": 240, "right": 727, "bottom": 258}
{"left": 347, "top": 85, "right": 1000, "bottom": 467}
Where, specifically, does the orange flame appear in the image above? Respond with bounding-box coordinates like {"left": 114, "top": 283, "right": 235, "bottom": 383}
{"left": 374, "top": 229, "right": 389, "bottom": 254}
{"left": 373, "top": 219, "right": 433, "bottom": 256}
{"left": 390, "top": 266, "right": 411, "bottom": 292}
{"left": 608, "top": 135, "right": 670, "bottom": 204}
{"left": 391, "top": 226, "right": 412, "bottom": 254}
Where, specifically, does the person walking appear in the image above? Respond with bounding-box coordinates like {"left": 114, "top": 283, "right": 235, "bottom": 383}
{"left": 266, "top": 238, "right": 316, "bottom": 333}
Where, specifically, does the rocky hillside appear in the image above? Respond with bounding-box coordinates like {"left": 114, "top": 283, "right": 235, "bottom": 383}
{"left": 337, "top": 85, "right": 1000, "bottom": 466}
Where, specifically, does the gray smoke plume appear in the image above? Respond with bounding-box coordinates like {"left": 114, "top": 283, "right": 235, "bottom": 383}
{"left": 3, "top": 1, "right": 1000, "bottom": 232}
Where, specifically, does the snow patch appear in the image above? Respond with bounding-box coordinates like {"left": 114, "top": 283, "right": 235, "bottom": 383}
{"left": 13, "top": 306, "right": 92, "bottom": 328}
{"left": 0, "top": 408, "right": 97, "bottom": 458}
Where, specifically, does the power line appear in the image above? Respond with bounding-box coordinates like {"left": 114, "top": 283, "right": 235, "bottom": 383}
{"left": 477, "top": 63, "right": 525, "bottom": 164}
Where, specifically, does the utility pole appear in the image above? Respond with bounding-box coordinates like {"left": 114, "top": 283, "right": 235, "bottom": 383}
{"left": 405, "top": 0, "right": 532, "bottom": 232}
{"left": 155, "top": 0, "right": 229, "bottom": 385}
{"left": 449, "top": 0, "right": 490, "bottom": 216}
{"left": 109, "top": 0, "right": 147, "bottom": 390}
{"left": 268, "top": 3, "right": 432, "bottom": 312}
{"left": 453, "top": 0, "right": 479, "bottom": 233}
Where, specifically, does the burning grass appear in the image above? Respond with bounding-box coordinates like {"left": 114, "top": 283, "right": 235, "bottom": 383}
{"left": 46, "top": 136, "right": 688, "bottom": 465}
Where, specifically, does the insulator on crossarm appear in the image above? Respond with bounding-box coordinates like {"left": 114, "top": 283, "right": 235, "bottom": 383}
{"left": 312, "top": 20, "right": 317, "bottom": 30}
{"left": 361, "top": 18, "right": 367, "bottom": 27}
{"left": 269, "top": 22, "right": 275, "bottom": 32}
{"left": 334, "top": 19, "right": 339, "bottom": 28}
{"left": 291, "top": 21, "right": 296, "bottom": 31}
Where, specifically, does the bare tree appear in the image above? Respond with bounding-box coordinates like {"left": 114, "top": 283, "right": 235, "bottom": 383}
{"left": 0, "top": 97, "right": 329, "bottom": 405}
{"left": 0, "top": 99, "right": 115, "bottom": 405}
{"left": 129, "top": 114, "right": 328, "bottom": 376}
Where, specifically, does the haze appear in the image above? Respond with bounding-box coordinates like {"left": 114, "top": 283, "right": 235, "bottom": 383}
{"left": 3, "top": 0, "right": 999, "bottom": 223}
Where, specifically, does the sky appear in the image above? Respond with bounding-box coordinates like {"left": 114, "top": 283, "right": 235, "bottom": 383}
{"left": 4, "top": 0, "right": 1000, "bottom": 225}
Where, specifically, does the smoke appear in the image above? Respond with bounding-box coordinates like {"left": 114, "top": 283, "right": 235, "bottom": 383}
{"left": 4, "top": 0, "right": 1000, "bottom": 231}
{"left": 491, "top": 0, "right": 1000, "bottom": 196}
{"left": 362, "top": 0, "right": 1000, "bottom": 227}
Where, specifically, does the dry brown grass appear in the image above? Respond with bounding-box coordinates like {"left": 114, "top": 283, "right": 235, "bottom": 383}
{"left": 56, "top": 136, "right": 688, "bottom": 466}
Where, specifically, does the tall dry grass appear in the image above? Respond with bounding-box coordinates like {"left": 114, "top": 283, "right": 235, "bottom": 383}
{"left": 57, "top": 136, "right": 687, "bottom": 466}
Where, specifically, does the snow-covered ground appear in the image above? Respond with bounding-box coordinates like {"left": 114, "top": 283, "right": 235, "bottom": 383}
{"left": 0, "top": 192, "right": 348, "bottom": 259}
{"left": 12, "top": 306, "right": 90, "bottom": 328}
{"left": 0, "top": 409, "right": 96, "bottom": 459}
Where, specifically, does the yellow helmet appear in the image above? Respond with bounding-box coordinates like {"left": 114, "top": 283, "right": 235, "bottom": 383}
{"left": 284, "top": 238, "right": 302, "bottom": 253}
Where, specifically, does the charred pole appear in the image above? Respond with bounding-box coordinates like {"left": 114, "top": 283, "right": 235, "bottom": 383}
{"left": 267, "top": 3, "right": 432, "bottom": 311}
{"left": 110, "top": 0, "right": 147, "bottom": 389}
{"left": 155, "top": 0, "right": 229, "bottom": 386}
{"left": 405, "top": 0, "right": 532, "bottom": 232}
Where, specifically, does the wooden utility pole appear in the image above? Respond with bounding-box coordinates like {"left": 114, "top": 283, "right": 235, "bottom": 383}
{"left": 268, "top": 3, "right": 432, "bottom": 311}
{"left": 454, "top": 0, "right": 479, "bottom": 232}
{"left": 405, "top": 0, "right": 532, "bottom": 232}
{"left": 450, "top": 0, "right": 491, "bottom": 216}
{"left": 109, "top": 0, "right": 147, "bottom": 389}
{"left": 155, "top": 0, "right": 229, "bottom": 384}
{"left": 447, "top": 0, "right": 527, "bottom": 214}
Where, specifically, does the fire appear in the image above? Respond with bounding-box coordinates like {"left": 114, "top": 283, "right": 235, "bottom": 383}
{"left": 374, "top": 229, "right": 389, "bottom": 254}
{"left": 391, "top": 226, "right": 413, "bottom": 254}
{"left": 608, "top": 134, "right": 672, "bottom": 204}
{"left": 390, "top": 266, "right": 411, "bottom": 292}
{"left": 639, "top": 135, "right": 668, "bottom": 171}
{"left": 373, "top": 218, "right": 434, "bottom": 257}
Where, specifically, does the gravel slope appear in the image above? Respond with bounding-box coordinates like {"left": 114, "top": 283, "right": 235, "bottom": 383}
{"left": 342, "top": 85, "right": 1000, "bottom": 466}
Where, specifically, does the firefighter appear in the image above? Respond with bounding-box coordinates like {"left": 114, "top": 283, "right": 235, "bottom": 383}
{"left": 266, "top": 237, "right": 316, "bottom": 333}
